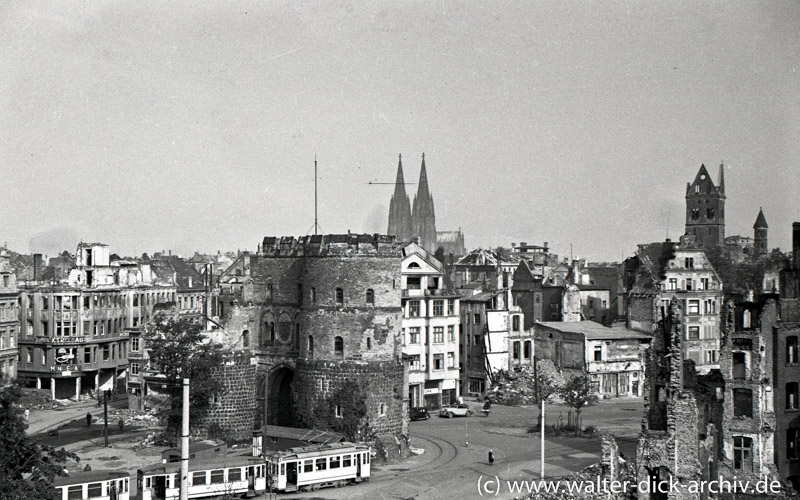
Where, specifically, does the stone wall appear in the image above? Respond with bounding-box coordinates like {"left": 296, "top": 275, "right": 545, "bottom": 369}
{"left": 293, "top": 358, "right": 406, "bottom": 439}
{"left": 199, "top": 352, "right": 257, "bottom": 440}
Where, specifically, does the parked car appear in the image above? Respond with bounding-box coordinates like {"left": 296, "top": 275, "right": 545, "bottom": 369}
{"left": 409, "top": 407, "right": 431, "bottom": 421}
{"left": 439, "top": 404, "right": 473, "bottom": 418}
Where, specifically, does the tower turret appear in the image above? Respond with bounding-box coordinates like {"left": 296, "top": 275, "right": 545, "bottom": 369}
{"left": 753, "top": 207, "right": 768, "bottom": 258}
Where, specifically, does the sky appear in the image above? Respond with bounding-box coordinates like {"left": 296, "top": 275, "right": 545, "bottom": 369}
{"left": 2, "top": 1, "right": 799, "bottom": 262}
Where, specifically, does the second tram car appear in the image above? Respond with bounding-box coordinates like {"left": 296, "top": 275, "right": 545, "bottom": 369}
{"left": 136, "top": 455, "right": 266, "bottom": 500}
{"left": 265, "top": 442, "right": 370, "bottom": 492}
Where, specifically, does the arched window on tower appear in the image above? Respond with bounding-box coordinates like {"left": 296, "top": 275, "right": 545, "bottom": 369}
{"left": 334, "top": 336, "right": 344, "bottom": 359}
{"left": 335, "top": 288, "right": 344, "bottom": 305}
{"left": 366, "top": 289, "right": 375, "bottom": 305}
{"left": 308, "top": 335, "right": 314, "bottom": 358}
{"left": 242, "top": 330, "right": 250, "bottom": 348}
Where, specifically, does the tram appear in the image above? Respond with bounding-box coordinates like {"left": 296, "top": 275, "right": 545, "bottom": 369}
{"left": 136, "top": 455, "right": 266, "bottom": 500}
{"left": 53, "top": 470, "right": 131, "bottom": 500}
{"left": 265, "top": 442, "right": 370, "bottom": 492}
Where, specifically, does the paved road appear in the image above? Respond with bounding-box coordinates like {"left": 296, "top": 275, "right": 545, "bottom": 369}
{"left": 26, "top": 396, "right": 129, "bottom": 436}
{"left": 289, "top": 399, "right": 643, "bottom": 500}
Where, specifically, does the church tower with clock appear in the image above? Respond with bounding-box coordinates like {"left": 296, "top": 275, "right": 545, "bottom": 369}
{"left": 685, "top": 163, "right": 726, "bottom": 248}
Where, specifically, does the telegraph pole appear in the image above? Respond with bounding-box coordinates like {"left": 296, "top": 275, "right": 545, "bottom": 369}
{"left": 180, "top": 378, "right": 190, "bottom": 500}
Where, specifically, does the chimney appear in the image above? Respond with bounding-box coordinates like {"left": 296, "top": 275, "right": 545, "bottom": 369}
{"left": 33, "top": 254, "right": 43, "bottom": 281}
{"left": 793, "top": 222, "right": 800, "bottom": 269}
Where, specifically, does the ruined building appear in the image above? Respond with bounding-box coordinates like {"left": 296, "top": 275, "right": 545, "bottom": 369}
{"left": 636, "top": 298, "right": 720, "bottom": 500}
{"left": 219, "top": 234, "right": 408, "bottom": 451}
{"left": 625, "top": 237, "right": 723, "bottom": 374}
{"left": 685, "top": 163, "right": 726, "bottom": 249}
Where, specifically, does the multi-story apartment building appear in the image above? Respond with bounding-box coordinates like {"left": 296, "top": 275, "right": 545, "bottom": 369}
{"left": 0, "top": 250, "right": 20, "bottom": 383}
{"left": 400, "top": 242, "right": 460, "bottom": 409}
{"left": 16, "top": 243, "right": 176, "bottom": 400}
{"left": 626, "top": 236, "right": 723, "bottom": 373}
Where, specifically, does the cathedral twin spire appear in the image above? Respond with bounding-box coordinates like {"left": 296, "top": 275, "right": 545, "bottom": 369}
{"left": 387, "top": 153, "right": 437, "bottom": 251}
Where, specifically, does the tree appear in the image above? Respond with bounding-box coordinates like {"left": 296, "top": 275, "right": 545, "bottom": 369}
{"left": 0, "top": 381, "right": 77, "bottom": 500}
{"left": 560, "top": 375, "right": 599, "bottom": 434}
{"left": 293, "top": 378, "right": 372, "bottom": 442}
{"left": 143, "top": 312, "right": 224, "bottom": 441}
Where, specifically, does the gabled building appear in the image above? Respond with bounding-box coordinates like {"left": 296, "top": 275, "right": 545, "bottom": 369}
{"left": 400, "top": 241, "right": 460, "bottom": 408}
{"left": 625, "top": 237, "right": 723, "bottom": 373}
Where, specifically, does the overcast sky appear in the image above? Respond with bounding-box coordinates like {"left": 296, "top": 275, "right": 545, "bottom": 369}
{"left": 2, "top": 1, "right": 799, "bottom": 262}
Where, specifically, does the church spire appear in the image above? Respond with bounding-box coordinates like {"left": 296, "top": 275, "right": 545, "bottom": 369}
{"left": 412, "top": 153, "right": 437, "bottom": 251}
{"left": 718, "top": 163, "right": 725, "bottom": 196}
{"left": 387, "top": 154, "right": 413, "bottom": 241}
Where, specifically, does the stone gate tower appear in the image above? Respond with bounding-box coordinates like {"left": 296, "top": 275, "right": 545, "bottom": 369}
{"left": 685, "top": 163, "right": 726, "bottom": 248}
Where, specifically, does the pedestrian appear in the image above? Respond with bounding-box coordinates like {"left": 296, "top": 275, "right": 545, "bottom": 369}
{"left": 86, "top": 412, "right": 93, "bottom": 427}
{"left": 488, "top": 449, "right": 495, "bottom": 466}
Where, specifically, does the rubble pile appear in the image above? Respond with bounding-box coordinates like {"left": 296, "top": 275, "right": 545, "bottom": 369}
{"left": 17, "top": 388, "right": 61, "bottom": 410}
{"left": 109, "top": 408, "right": 159, "bottom": 427}
{"left": 485, "top": 360, "right": 565, "bottom": 406}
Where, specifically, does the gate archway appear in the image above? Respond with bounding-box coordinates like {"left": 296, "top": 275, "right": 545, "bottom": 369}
{"left": 267, "top": 365, "right": 295, "bottom": 427}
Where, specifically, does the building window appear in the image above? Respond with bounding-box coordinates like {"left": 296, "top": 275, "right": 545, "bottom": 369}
{"left": 705, "top": 299, "right": 716, "bottom": 315}
{"left": 788, "top": 429, "right": 800, "bottom": 459}
{"left": 366, "top": 337, "right": 372, "bottom": 349}
{"left": 26, "top": 347, "right": 33, "bottom": 364}
{"left": 687, "top": 300, "right": 700, "bottom": 315}
{"left": 447, "top": 352, "right": 455, "bottom": 368}
{"left": 732, "top": 352, "right": 747, "bottom": 380}
{"left": 366, "top": 289, "right": 374, "bottom": 304}
{"left": 334, "top": 336, "right": 344, "bottom": 358}
{"left": 549, "top": 303, "right": 559, "bottom": 319}
{"left": 242, "top": 330, "right": 250, "bottom": 347}
{"left": 787, "top": 382, "right": 799, "bottom": 410}
{"left": 433, "top": 354, "right": 444, "bottom": 370}
{"left": 733, "top": 389, "right": 753, "bottom": 418}
{"left": 700, "top": 278, "right": 710, "bottom": 290}
{"left": 447, "top": 301, "right": 454, "bottom": 315}
{"left": 409, "top": 327, "right": 420, "bottom": 344}
{"left": 594, "top": 345, "right": 602, "bottom": 361}
{"left": 524, "top": 341, "right": 532, "bottom": 359}
{"left": 512, "top": 315, "right": 520, "bottom": 331}
{"left": 335, "top": 288, "right": 344, "bottom": 305}
{"left": 687, "top": 326, "right": 700, "bottom": 340}
{"left": 513, "top": 341, "right": 520, "bottom": 360}
{"left": 433, "top": 327, "right": 444, "bottom": 344}
{"left": 668, "top": 278, "right": 677, "bottom": 291}
{"left": 84, "top": 348, "right": 91, "bottom": 364}
{"left": 379, "top": 403, "right": 387, "bottom": 416}
{"left": 311, "top": 287, "right": 316, "bottom": 303}
{"left": 308, "top": 335, "right": 314, "bottom": 356}
{"left": 130, "top": 363, "right": 140, "bottom": 376}
{"left": 788, "top": 336, "right": 798, "bottom": 365}
{"left": 407, "top": 276, "right": 421, "bottom": 289}
{"left": 102, "top": 345, "right": 110, "bottom": 361}
{"left": 335, "top": 405, "right": 343, "bottom": 418}
{"left": 448, "top": 325, "right": 455, "bottom": 342}
{"left": 408, "top": 355, "right": 420, "bottom": 371}
{"left": 685, "top": 257, "right": 694, "bottom": 269}
{"left": 409, "top": 301, "right": 420, "bottom": 317}
{"left": 733, "top": 436, "right": 753, "bottom": 471}
{"left": 474, "top": 313, "right": 481, "bottom": 325}
{"left": 433, "top": 300, "right": 444, "bottom": 316}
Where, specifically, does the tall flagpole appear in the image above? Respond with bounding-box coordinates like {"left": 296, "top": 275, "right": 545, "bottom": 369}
{"left": 540, "top": 399, "right": 545, "bottom": 479}
{"left": 314, "top": 156, "right": 318, "bottom": 235}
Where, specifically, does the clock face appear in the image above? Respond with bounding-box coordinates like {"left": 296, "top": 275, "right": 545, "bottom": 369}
{"left": 700, "top": 174, "right": 706, "bottom": 180}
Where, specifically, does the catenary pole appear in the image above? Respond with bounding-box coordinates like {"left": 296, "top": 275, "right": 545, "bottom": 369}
{"left": 180, "top": 378, "right": 190, "bottom": 500}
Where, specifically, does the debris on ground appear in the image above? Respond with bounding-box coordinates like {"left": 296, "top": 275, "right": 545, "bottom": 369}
{"left": 483, "top": 360, "right": 566, "bottom": 406}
